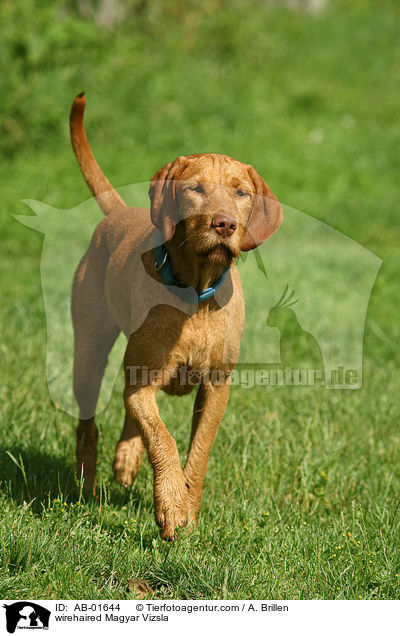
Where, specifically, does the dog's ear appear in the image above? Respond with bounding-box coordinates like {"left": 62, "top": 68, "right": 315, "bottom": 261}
{"left": 149, "top": 156, "right": 190, "bottom": 242}
{"left": 241, "top": 166, "right": 283, "bottom": 252}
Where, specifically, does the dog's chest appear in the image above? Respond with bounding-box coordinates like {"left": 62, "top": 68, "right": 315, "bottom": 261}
{"left": 178, "top": 310, "right": 219, "bottom": 368}
{"left": 160, "top": 306, "right": 238, "bottom": 396}
{"left": 170, "top": 302, "right": 242, "bottom": 373}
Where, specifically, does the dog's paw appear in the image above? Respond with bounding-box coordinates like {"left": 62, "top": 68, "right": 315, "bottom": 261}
{"left": 113, "top": 440, "right": 143, "bottom": 488}
{"left": 154, "top": 472, "right": 191, "bottom": 541}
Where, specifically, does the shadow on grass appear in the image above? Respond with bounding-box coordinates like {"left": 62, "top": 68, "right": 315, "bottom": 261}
{"left": 98, "top": 476, "right": 145, "bottom": 511}
{"left": 0, "top": 444, "right": 146, "bottom": 514}
{"left": 0, "top": 445, "right": 76, "bottom": 509}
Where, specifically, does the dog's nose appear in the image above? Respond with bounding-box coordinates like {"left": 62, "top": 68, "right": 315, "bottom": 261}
{"left": 211, "top": 214, "right": 237, "bottom": 237}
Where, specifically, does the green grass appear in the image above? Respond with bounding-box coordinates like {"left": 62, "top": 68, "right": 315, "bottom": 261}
{"left": 1, "top": 0, "right": 399, "bottom": 599}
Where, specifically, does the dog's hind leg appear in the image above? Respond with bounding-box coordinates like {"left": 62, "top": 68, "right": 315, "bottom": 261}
{"left": 73, "top": 322, "right": 120, "bottom": 494}
{"left": 72, "top": 233, "right": 120, "bottom": 494}
{"left": 113, "top": 412, "right": 145, "bottom": 488}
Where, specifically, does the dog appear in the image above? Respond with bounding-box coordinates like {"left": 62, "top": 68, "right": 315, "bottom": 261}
{"left": 70, "top": 93, "right": 283, "bottom": 540}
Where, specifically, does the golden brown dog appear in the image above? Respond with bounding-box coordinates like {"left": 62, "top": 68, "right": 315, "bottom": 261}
{"left": 70, "top": 93, "right": 283, "bottom": 540}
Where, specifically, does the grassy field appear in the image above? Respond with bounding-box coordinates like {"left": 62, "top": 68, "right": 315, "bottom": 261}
{"left": 1, "top": 0, "right": 400, "bottom": 599}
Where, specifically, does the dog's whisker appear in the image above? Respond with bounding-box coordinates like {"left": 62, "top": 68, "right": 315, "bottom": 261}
{"left": 178, "top": 234, "right": 197, "bottom": 249}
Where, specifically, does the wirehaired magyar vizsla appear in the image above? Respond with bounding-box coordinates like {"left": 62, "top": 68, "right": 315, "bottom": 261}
{"left": 70, "top": 93, "right": 283, "bottom": 539}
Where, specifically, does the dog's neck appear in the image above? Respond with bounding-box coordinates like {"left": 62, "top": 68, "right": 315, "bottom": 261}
{"left": 166, "top": 235, "right": 231, "bottom": 292}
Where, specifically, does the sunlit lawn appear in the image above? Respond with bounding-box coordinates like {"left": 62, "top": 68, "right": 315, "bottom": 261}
{"left": 0, "top": 0, "right": 399, "bottom": 599}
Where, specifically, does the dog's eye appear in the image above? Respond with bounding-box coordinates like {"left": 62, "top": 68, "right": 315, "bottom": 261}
{"left": 236, "top": 189, "right": 248, "bottom": 197}
{"left": 192, "top": 184, "right": 204, "bottom": 194}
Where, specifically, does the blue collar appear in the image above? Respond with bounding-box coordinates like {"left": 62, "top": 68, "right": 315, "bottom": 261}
{"left": 154, "top": 238, "right": 229, "bottom": 303}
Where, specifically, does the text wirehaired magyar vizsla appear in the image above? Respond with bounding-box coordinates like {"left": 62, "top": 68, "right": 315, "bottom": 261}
{"left": 70, "top": 93, "right": 283, "bottom": 540}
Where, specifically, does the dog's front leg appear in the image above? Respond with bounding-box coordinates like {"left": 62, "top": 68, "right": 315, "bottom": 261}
{"left": 113, "top": 412, "right": 145, "bottom": 488}
{"left": 124, "top": 385, "right": 190, "bottom": 540}
{"left": 184, "top": 379, "right": 231, "bottom": 523}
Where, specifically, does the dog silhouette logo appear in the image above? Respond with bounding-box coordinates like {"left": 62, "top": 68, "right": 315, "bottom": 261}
{"left": 16, "top": 196, "right": 381, "bottom": 401}
{"left": 3, "top": 602, "right": 50, "bottom": 633}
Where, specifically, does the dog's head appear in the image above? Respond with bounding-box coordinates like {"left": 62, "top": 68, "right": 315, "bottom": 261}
{"left": 149, "top": 154, "right": 283, "bottom": 266}
{"left": 69, "top": 96, "right": 282, "bottom": 265}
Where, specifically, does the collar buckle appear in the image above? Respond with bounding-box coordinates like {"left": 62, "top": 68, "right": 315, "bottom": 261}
{"left": 154, "top": 250, "right": 168, "bottom": 272}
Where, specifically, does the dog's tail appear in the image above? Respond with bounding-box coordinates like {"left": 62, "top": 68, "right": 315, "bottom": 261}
{"left": 70, "top": 93, "right": 128, "bottom": 215}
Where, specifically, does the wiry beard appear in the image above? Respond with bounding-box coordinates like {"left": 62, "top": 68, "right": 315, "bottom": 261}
{"left": 201, "top": 243, "right": 234, "bottom": 265}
